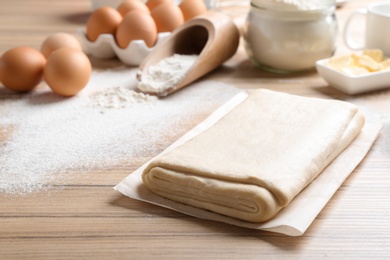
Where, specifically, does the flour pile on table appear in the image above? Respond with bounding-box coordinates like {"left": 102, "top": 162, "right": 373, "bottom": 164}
{"left": 0, "top": 67, "right": 239, "bottom": 195}
{"left": 89, "top": 85, "right": 157, "bottom": 110}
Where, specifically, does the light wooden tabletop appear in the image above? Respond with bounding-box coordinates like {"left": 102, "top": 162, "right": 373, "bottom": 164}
{"left": 1, "top": 0, "right": 390, "bottom": 259}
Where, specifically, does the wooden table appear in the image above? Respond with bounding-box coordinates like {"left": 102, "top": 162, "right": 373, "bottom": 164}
{"left": 1, "top": 0, "right": 389, "bottom": 258}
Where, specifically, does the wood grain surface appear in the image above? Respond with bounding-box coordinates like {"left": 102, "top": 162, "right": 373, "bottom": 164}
{"left": 1, "top": 0, "right": 390, "bottom": 259}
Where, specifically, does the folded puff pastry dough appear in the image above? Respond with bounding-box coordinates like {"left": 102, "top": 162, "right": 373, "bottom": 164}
{"left": 142, "top": 89, "right": 365, "bottom": 222}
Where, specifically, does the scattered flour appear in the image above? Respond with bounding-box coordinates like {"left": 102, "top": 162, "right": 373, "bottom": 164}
{"left": 0, "top": 67, "right": 239, "bottom": 195}
{"left": 137, "top": 54, "right": 198, "bottom": 95}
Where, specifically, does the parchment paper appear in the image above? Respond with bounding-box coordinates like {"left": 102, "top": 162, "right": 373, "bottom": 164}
{"left": 114, "top": 92, "right": 382, "bottom": 236}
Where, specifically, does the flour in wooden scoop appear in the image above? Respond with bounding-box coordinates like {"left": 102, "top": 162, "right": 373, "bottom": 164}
{"left": 137, "top": 54, "right": 198, "bottom": 94}
{"left": 0, "top": 67, "right": 239, "bottom": 195}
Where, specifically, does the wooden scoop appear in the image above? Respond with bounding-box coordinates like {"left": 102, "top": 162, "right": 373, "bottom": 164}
{"left": 136, "top": 11, "right": 240, "bottom": 97}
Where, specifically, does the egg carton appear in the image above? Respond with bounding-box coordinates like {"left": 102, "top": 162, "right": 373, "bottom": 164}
{"left": 78, "top": 29, "right": 171, "bottom": 66}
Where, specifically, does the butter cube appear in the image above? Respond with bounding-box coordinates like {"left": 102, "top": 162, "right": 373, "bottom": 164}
{"left": 328, "top": 55, "right": 353, "bottom": 71}
{"left": 362, "top": 49, "right": 384, "bottom": 63}
{"left": 380, "top": 59, "right": 390, "bottom": 70}
{"left": 352, "top": 54, "right": 382, "bottom": 72}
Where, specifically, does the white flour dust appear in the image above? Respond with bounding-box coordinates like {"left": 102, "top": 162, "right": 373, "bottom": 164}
{"left": 0, "top": 67, "right": 239, "bottom": 195}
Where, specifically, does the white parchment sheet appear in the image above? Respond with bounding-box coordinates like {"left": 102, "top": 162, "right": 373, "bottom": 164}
{"left": 115, "top": 92, "right": 382, "bottom": 236}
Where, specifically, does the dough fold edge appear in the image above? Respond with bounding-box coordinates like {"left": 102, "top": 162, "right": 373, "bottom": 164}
{"left": 143, "top": 167, "right": 282, "bottom": 222}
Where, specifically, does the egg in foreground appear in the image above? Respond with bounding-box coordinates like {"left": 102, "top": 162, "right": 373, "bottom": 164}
{"left": 0, "top": 46, "right": 46, "bottom": 92}
{"left": 44, "top": 48, "right": 91, "bottom": 96}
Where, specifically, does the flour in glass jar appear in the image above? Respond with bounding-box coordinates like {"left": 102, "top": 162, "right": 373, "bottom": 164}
{"left": 0, "top": 67, "right": 239, "bottom": 195}
{"left": 254, "top": 0, "right": 332, "bottom": 10}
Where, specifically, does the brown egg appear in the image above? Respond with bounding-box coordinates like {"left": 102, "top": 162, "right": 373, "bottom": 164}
{"left": 86, "top": 6, "right": 122, "bottom": 42}
{"left": 179, "top": 0, "right": 207, "bottom": 21}
{"left": 116, "top": 11, "right": 157, "bottom": 48}
{"left": 41, "top": 32, "right": 82, "bottom": 58}
{"left": 117, "top": 0, "right": 150, "bottom": 16}
{"left": 146, "top": 0, "right": 172, "bottom": 11}
{"left": 44, "top": 48, "right": 91, "bottom": 96}
{"left": 151, "top": 2, "right": 184, "bottom": 33}
{"left": 0, "top": 46, "right": 46, "bottom": 92}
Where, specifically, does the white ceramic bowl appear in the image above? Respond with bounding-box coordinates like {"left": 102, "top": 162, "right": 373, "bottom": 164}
{"left": 316, "top": 58, "right": 390, "bottom": 95}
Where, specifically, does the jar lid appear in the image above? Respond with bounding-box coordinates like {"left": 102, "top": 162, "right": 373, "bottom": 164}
{"left": 251, "top": 0, "right": 336, "bottom": 11}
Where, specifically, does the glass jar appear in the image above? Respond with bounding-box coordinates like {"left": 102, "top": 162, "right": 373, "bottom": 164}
{"left": 243, "top": 0, "right": 337, "bottom": 73}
